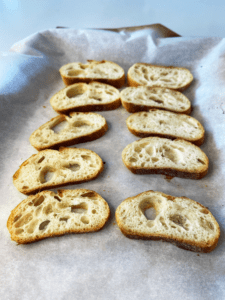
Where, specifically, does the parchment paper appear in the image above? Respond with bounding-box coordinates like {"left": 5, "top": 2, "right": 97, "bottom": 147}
{"left": 0, "top": 25, "right": 225, "bottom": 300}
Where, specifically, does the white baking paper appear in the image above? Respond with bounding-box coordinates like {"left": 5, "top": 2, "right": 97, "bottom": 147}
{"left": 0, "top": 26, "right": 225, "bottom": 300}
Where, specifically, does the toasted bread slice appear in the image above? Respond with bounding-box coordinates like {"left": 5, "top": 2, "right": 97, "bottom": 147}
{"left": 59, "top": 60, "right": 125, "bottom": 88}
{"left": 13, "top": 147, "right": 103, "bottom": 195}
{"left": 122, "top": 137, "right": 208, "bottom": 179}
{"left": 115, "top": 190, "right": 220, "bottom": 253}
{"left": 30, "top": 112, "right": 108, "bottom": 151}
{"left": 126, "top": 109, "right": 204, "bottom": 146}
{"left": 121, "top": 86, "right": 191, "bottom": 114}
{"left": 7, "top": 189, "right": 110, "bottom": 244}
{"left": 127, "top": 63, "right": 193, "bottom": 91}
{"left": 50, "top": 81, "right": 121, "bottom": 114}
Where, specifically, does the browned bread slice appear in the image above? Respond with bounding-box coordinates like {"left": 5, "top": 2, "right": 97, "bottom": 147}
{"left": 50, "top": 81, "right": 121, "bottom": 114}
{"left": 122, "top": 137, "right": 208, "bottom": 179}
{"left": 29, "top": 112, "right": 108, "bottom": 151}
{"left": 127, "top": 63, "right": 193, "bottom": 91}
{"left": 120, "top": 86, "right": 191, "bottom": 114}
{"left": 59, "top": 60, "right": 125, "bottom": 88}
{"left": 126, "top": 109, "right": 204, "bottom": 146}
{"left": 7, "top": 189, "right": 110, "bottom": 244}
{"left": 13, "top": 147, "right": 104, "bottom": 195}
{"left": 115, "top": 190, "right": 220, "bottom": 253}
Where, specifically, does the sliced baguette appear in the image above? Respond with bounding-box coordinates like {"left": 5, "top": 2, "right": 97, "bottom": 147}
{"left": 115, "top": 190, "right": 220, "bottom": 253}
{"left": 122, "top": 137, "right": 208, "bottom": 179}
{"left": 30, "top": 112, "right": 108, "bottom": 151}
{"left": 121, "top": 86, "right": 191, "bottom": 114}
{"left": 127, "top": 63, "right": 193, "bottom": 91}
{"left": 50, "top": 81, "right": 121, "bottom": 114}
{"left": 7, "top": 189, "right": 110, "bottom": 244}
{"left": 13, "top": 147, "right": 104, "bottom": 195}
{"left": 126, "top": 109, "right": 204, "bottom": 146}
{"left": 59, "top": 60, "right": 125, "bottom": 88}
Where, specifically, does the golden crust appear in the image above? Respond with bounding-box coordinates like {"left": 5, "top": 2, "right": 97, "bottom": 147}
{"left": 115, "top": 190, "right": 220, "bottom": 253}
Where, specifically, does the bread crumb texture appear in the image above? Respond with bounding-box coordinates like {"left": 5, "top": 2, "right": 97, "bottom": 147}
{"left": 126, "top": 109, "right": 204, "bottom": 145}
{"left": 13, "top": 147, "right": 103, "bottom": 194}
{"left": 30, "top": 112, "right": 108, "bottom": 150}
{"left": 7, "top": 189, "right": 110, "bottom": 244}
{"left": 116, "top": 190, "right": 220, "bottom": 252}
{"left": 50, "top": 82, "right": 120, "bottom": 113}
{"left": 121, "top": 86, "right": 191, "bottom": 114}
{"left": 128, "top": 64, "right": 193, "bottom": 91}
{"left": 122, "top": 137, "right": 208, "bottom": 179}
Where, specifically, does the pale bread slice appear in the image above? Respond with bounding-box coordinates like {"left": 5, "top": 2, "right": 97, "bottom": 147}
{"left": 7, "top": 189, "right": 110, "bottom": 244}
{"left": 122, "top": 137, "right": 208, "bottom": 179}
{"left": 59, "top": 60, "right": 125, "bottom": 88}
{"left": 127, "top": 63, "right": 193, "bottom": 91}
{"left": 126, "top": 109, "right": 204, "bottom": 146}
{"left": 30, "top": 112, "right": 108, "bottom": 151}
{"left": 115, "top": 190, "right": 220, "bottom": 253}
{"left": 50, "top": 81, "right": 121, "bottom": 114}
{"left": 121, "top": 86, "right": 191, "bottom": 114}
{"left": 13, "top": 147, "right": 104, "bottom": 195}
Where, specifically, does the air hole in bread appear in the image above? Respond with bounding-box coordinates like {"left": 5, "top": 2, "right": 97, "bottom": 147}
{"left": 59, "top": 217, "right": 70, "bottom": 222}
{"left": 54, "top": 196, "right": 61, "bottom": 202}
{"left": 146, "top": 221, "right": 154, "bottom": 228}
{"left": 105, "top": 91, "right": 114, "bottom": 95}
{"left": 159, "top": 216, "right": 168, "bottom": 229}
{"left": 51, "top": 121, "right": 67, "bottom": 134}
{"left": 159, "top": 120, "right": 166, "bottom": 125}
{"left": 66, "top": 164, "right": 80, "bottom": 172}
{"left": 200, "top": 208, "right": 209, "bottom": 214}
{"left": 197, "top": 158, "right": 206, "bottom": 165}
{"left": 169, "top": 214, "right": 188, "bottom": 230}
{"left": 73, "top": 120, "right": 90, "bottom": 127}
{"left": 81, "top": 155, "right": 91, "bottom": 161}
{"left": 67, "top": 69, "right": 84, "bottom": 77}
{"left": 129, "top": 157, "right": 137, "bottom": 163}
{"left": 152, "top": 157, "right": 159, "bottom": 163}
{"left": 199, "top": 217, "right": 214, "bottom": 231}
{"left": 81, "top": 216, "right": 89, "bottom": 224}
{"left": 134, "top": 146, "right": 142, "bottom": 153}
{"left": 161, "top": 79, "right": 172, "bottom": 83}
{"left": 149, "top": 97, "right": 163, "bottom": 104}
{"left": 92, "top": 209, "right": 97, "bottom": 214}
{"left": 13, "top": 214, "right": 22, "bottom": 223}
{"left": 15, "top": 229, "right": 24, "bottom": 235}
{"left": 43, "top": 204, "right": 53, "bottom": 215}
{"left": 71, "top": 202, "right": 88, "bottom": 214}
{"left": 41, "top": 169, "right": 55, "bottom": 183}
{"left": 39, "top": 220, "right": 50, "bottom": 231}
{"left": 163, "top": 146, "right": 181, "bottom": 164}
{"left": 14, "top": 213, "right": 33, "bottom": 228}
{"left": 91, "top": 96, "right": 102, "bottom": 102}
{"left": 66, "top": 86, "right": 86, "bottom": 98}
{"left": 145, "top": 146, "right": 154, "bottom": 156}
{"left": 27, "top": 220, "right": 39, "bottom": 234}
{"left": 160, "top": 72, "right": 168, "bottom": 76}
{"left": 144, "top": 207, "right": 156, "bottom": 220}
{"left": 139, "top": 198, "right": 157, "bottom": 222}
{"left": 81, "top": 192, "right": 96, "bottom": 198}
{"left": 22, "top": 186, "right": 29, "bottom": 189}
{"left": 37, "top": 156, "right": 45, "bottom": 163}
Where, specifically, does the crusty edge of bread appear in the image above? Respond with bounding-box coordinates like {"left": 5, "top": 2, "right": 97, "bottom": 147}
{"left": 115, "top": 191, "right": 220, "bottom": 253}
{"left": 121, "top": 99, "right": 192, "bottom": 115}
{"left": 13, "top": 148, "right": 104, "bottom": 195}
{"left": 122, "top": 138, "right": 209, "bottom": 180}
{"left": 7, "top": 189, "right": 110, "bottom": 244}
{"left": 30, "top": 113, "right": 108, "bottom": 151}
{"left": 127, "top": 63, "right": 193, "bottom": 92}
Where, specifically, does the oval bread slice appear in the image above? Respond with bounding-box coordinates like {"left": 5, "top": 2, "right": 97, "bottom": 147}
{"left": 121, "top": 86, "right": 191, "bottom": 114}
{"left": 50, "top": 81, "right": 121, "bottom": 114}
{"left": 115, "top": 190, "right": 220, "bottom": 253}
{"left": 7, "top": 189, "right": 110, "bottom": 244}
{"left": 59, "top": 60, "right": 125, "bottom": 88}
{"left": 127, "top": 63, "right": 193, "bottom": 91}
{"left": 30, "top": 112, "right": 108, "bottom": 151}
{"left": 126, "top": 109, "right": 204, "bottom": 146}
{"left": 13, "top": 147, "right": 104, "bottom": 195}
{"left": 122, "top": 137, "right": 208, "bottom": 179}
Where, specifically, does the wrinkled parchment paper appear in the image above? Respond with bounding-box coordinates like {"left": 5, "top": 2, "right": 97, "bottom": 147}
{"left": 0, "top": 25, "right": 225, "bottom": 300}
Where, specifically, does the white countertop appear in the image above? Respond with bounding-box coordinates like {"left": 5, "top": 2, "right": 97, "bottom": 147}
{"left": 1, "top": 0, "right": 225, "bottom": 51}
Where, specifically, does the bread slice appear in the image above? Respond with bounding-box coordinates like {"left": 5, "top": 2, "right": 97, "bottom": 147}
{"left": 122, "top": 137, "right": 208, "bottom": 179}
{"left": 127, "top": 63, "right": 193, "bottom": 91}
{"left": 59, "top": 60, "right": 125, "bottom": 88}
{"left": 115, "top": 190, "right": 220, "bottom": 253}
{"left": 29, "top": 112, "right": 108, "bottom": 151}
{"left": 120, "top": 86, "right": 191, "bottom": 114}
{"left": 13, "top": 147, "right": 104, "bottom": 195}
{"left": 126, "top": 109, "right": 204, "bottom": 146}
{"left": 7, "top": 189, "right": 110, "bottom": 244}
{"left": 50, "top": 81, "right": 121, "bottom": 114}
